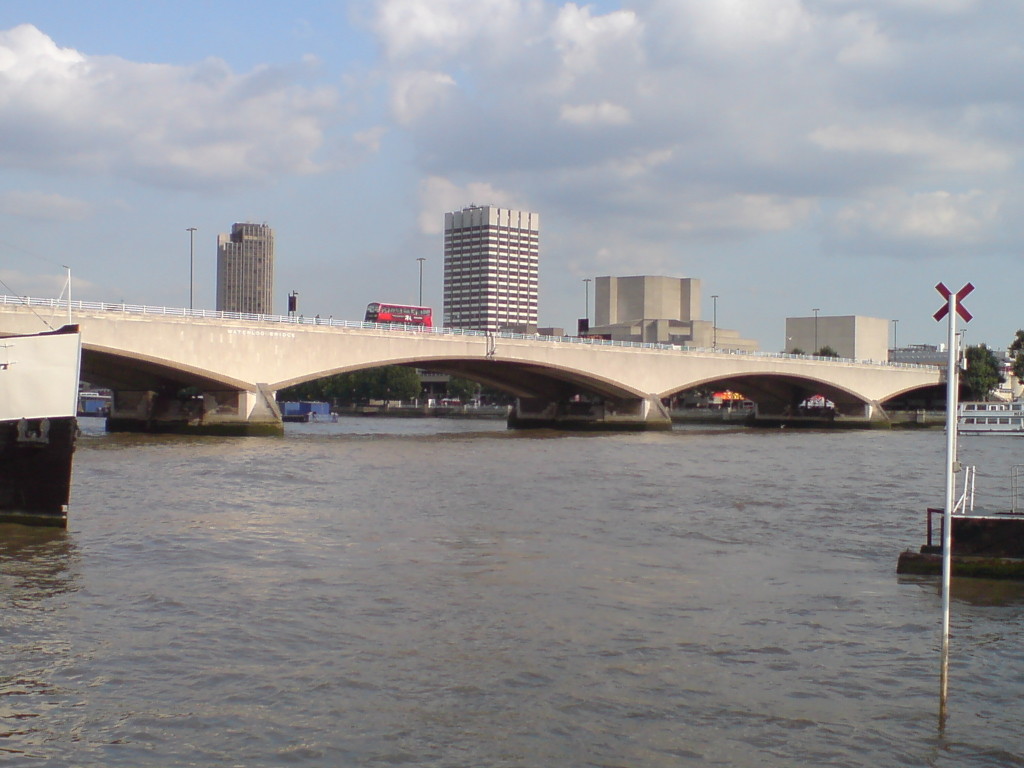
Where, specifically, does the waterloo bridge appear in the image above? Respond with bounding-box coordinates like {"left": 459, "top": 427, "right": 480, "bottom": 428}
{"left": 0, "top": 296, "right": 944, "bottom": 435}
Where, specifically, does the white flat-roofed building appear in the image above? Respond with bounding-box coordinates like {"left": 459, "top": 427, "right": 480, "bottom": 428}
{"left": 443, "top": 206, "right": 539, "bottom": 332}
{"left": 216, "top": 222, "right": 274, "bottom": 315}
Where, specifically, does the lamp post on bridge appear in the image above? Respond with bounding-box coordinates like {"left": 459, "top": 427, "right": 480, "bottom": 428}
{"left": 711, "top": 294, "right": 718, "bottom": 350}
{"left": 417, "top": 257, "right": 426, "bottom": 307}
{"left": 583, "top": 278, "right": 591, "bottom": 325}
{"left": 186, "top": 227, "right": 197, "bottom": 311}
{"left": 892, "top": 319, "right": 899, "bottom": 351}
{"left": 812, "top": 308, "right": 820, "bottom": 354}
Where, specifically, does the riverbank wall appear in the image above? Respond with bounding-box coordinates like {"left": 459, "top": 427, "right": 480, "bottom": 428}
{"left": 670, "top": 408, "right": 946, "bottom": 429}
{"left": 336, "top": 405, "right": 511, "bottom": 419}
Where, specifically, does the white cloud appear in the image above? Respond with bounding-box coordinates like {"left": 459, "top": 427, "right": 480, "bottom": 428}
{"left": 559, "top": 101, "right": 631, "bottom": 126}
{"left": 0, "top": 24, "right": 342, "bottom": 189}
{"left": 374, "top": 0, "right": 531, "bottom": 60}
{"left": 390, "top": 70, "right": 455, "bottom": 125}
{"left": 865, "top": 0, "right": 978, "bottom": 12}
{"left": 833, "top": 12, "right": 895, "bottom": 66}
{"left": 0, "top": 190, "right": 91, "bottom": 220}
{"left": 670, "top": 0, "right": 812, "bottom": 51}
{"left": 605, "top": 147, "right": 675, "bottom": 179}
{"left": 551, "top": 3, "right": 643, "bottom": 79}
{"left": 0, "top": 268, "right": 97, "bottom": 299}
{"left": 367, "top": 0, "right": 1024, "bottom": 273}
{"left": 834, "top": 189, "right": 999, "bottom": 242}
{"left": 810, "top": 123, "right": 1012, "bottom": 173}
{"left": 682, "top": 194, "right": 818, "bottom": 234}
{"left": 6, "top": 0, "right": 1024, "bottom": 345}
{"left": 354, "top": 127, "right": 387, "bottom": 154}
{"left": 0, "top": 23, "right": 83, "bottom": 80}
{"left": 417, "top": 176, "right": 527, "bottom": 234}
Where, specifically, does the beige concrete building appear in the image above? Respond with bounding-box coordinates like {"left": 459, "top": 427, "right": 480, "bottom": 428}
{"left": 785, "top": 315, "right": 889, "bottom": 361}
{"left": 596, "top": 275, "right": 700, "bottom": 327}
{"left": 443, "top": 205, "right": 539, "bottom": 332}
{"left": 216, "top": 222, "right": 275, "bottom": 315}
{"left": 588, "top": 275, "right": 758, "bottom": 351}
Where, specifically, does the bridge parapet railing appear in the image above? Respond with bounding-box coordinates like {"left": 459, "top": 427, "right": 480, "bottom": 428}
{"left": 0, "top": 294, "right": 937, "bottom": 371}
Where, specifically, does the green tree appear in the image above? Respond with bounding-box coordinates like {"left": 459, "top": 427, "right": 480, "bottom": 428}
{"left": 278, "top": 366, "right": 422, "bottom": 404}
{"left": 962, "top": 344, "right": 1004, "bottom": 400}
{"left": 277, "top": 378, "right": 328, "bottom": 401}
{"left": 1009, "top": 330, "right": 1024, "bottom": 383}
{"left": 375, "top": 365, "right": 421, "bottom": 403}
{"left": 446, "top": 376, "right": 480, "bottom": 403}
{"left": 817, "top": 345, "right": 839, "bottom": 358}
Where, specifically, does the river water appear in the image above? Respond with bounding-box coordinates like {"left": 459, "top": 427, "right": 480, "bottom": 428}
{"left": 3, "top": 418, "right": 1024, "bottom": 767}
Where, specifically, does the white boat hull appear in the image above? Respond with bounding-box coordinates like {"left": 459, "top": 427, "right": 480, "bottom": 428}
{"left": 0, "top": 326, "right": 81, "bottom": 527}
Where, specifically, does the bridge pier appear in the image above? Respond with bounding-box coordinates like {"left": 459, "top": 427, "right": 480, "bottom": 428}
{"left": 507, "top": 395, "right": 672, "bottom": 431}
{"left": 106, "top": 384, "right": 283, "bottom": 436}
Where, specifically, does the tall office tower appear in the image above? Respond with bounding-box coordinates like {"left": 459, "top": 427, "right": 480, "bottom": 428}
{"left": 216, "top": 222, "right": 275, "bottom": 314}
{"left": 443, "top": 205, "right": 539, "bottom": 332}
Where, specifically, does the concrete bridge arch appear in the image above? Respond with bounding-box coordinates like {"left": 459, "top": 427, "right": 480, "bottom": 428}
{"left": 271, "top": 355, "right": 647, "bottom": 402}
{"left": 660, "top": 371, "right": 875, "bottom": 416}
{"left": 0, "top": 299, "right": 944, "bottom": 433}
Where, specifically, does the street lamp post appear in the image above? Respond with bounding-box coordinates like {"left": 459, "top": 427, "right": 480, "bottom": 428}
{"left": 186, "top": 227, "right": 197, "bottom": 311}
{"left": 417, "top": 257, "right": 426, "bottom": 307}
{"left": 711, "top": 294, "right": 719, "bottom": 350}
{"left": 892, "top": 319, "right": 899, "bottom": 350}
{"left": 583, "top": 278, "right": 592, "bottom": 324}
{"left": 812, "top": 308, "right": 820, "bottom": 354}
{"left": 62, "top": 265, "right": 72, "bottom": 325}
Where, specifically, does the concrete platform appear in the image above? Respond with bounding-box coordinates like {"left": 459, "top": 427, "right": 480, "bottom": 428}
{"left": 897, "top": 551, "right": 1024, "bottom": 580}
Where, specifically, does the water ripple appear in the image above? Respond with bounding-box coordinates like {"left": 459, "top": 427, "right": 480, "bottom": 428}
{"left": 2, "top": 422, "right": 1023, "bottom": 766}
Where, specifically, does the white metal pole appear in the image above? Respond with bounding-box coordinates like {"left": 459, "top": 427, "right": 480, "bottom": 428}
{"left": 187, "top": 227, "right": 197, "bottom": 312}
{"left": 940, "top": 290, "right": 958, "bottom": 723}
{"left": 63, "top": 265, "right": 72, "bottom": 325}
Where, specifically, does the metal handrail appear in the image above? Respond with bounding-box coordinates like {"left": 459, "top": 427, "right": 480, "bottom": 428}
{"left": 0, "top": 294, "right": 938, "bottom": 369}
{"left": 953, "top": 465, "right": 975, "bottom": 515}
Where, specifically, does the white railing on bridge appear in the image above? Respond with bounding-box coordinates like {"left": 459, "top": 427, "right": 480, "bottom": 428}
{"left": 0, "top": 294, "right": 936, "bottom": 370}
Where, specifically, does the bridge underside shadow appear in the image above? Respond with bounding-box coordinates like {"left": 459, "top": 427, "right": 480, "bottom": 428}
{"left": 668, "top": 373, "right": 946, "bottom": 426}
{"left": 82, "top": 348, "right": 283, "bottom": 436}
{"left": 78, "top": 345, "right": 943, "bottom": 435}
{"left": 400, "top": 359, "right": 672, "bottom": 431}
{"left": 81, "top": 348, "right": 674, "bottom": 434}
{"left": 679, "top": 373, "right": 870, "bottom": 417}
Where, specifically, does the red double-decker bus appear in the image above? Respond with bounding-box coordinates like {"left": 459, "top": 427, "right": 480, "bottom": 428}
{"left": 364, "top": 302, "right": 433, "bottom": 327}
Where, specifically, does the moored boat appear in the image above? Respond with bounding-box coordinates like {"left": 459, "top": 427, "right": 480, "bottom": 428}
{"left": 958, "top": 400, "right": 1024, "bottom": 435}
{"left": 0, "top": 325, "right": 82, "bottom": 527}
{"left": 280, "top": 400, "right": 337, "bottom": 422}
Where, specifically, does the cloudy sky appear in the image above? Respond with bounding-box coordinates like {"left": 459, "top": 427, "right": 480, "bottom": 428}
{"left": 0, "top": 0, "right": 1019, "bottom": 351}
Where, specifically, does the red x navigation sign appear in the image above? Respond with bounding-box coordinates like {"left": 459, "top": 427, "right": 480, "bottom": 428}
{"left": 933, "top": 282, "right": 974, "bottom": 322}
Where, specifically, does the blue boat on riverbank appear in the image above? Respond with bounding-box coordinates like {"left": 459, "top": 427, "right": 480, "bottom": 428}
{"left": 280, "top": 400, "right": 336, "bottom": 423}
